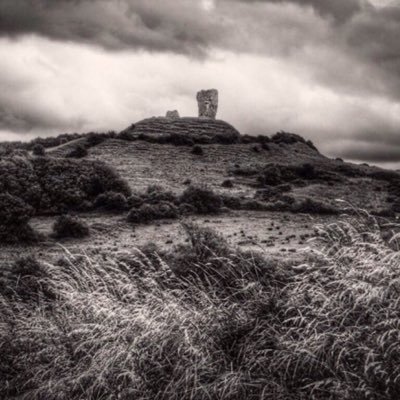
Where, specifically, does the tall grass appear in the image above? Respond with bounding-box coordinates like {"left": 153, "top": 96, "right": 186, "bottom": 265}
{"left": 1, "top": 216, "right": 400, "bottom": 399}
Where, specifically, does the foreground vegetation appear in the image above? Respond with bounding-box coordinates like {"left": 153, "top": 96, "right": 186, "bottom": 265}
{"left": 1, "top": 214, "right": 400, "bottom": 399}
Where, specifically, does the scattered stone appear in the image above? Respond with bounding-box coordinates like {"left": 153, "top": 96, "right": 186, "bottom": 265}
{"left": 197, "top": 89, "right": 218, "bottom": 119}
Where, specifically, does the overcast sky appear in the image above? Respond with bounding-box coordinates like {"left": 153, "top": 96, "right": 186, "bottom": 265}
{"left": 0, "top": 0, "right": 399, "bottom": 165}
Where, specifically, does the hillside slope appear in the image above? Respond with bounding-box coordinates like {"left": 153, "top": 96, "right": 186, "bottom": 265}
{"left": 88, "top": 138, "right": 324, "bottom": 191}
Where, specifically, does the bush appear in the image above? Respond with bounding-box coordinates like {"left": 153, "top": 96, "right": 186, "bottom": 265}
{"left": 0, "top": 193, "right": 39, "bottom": 243}
{"left": 292, "top": 197, "right": 340, "bottom": 215}
{"left": 221, "top": 179, "right": 234, "bottom": 188}
{"left": 86, "top": 132, "right": 109, "bottom": 147}
{"left": 32, "top": 144, "right": 45, "bottom": 156}
{"left": 52, "top": 215, "right": 90, "bottom": 238}
{"left": 221, "top": 194, "right": 242, "bottom": 209}
{"left": 28, "top": 157, "right": 131, "bottom": 214}
{"left": 257, "top": 163, "right": 341, "bottom": 187}
{"left": 66, "top": 144, "right": 88, "bottom": 158}
{"left": 117, "top": 129, "right": 137, "bottom": 141}
{"left": 178, "top": 202, "right": 197, "bottom": 215}
{"left": 127, "top": 194, "right": 144, "bottom": 208}
{"left": 179, "top": 186, "right": 223, "bottom": 214}
{"left": 261, "top": 142, "right": 270, "bottom": 150}
{"left": 0, "top": 256, "right": 55, "bottom": 302}
{"left": 0, "top": 192, "right": 35, "bottom": 226}
{"left": 191, "top": 145, "right": 204, "bottom": 155}
{"left": 127, "top": 201, "right": 179, "bottom": 224}
{"left": 143, "top": 185, "right": 177, "bottom": 205}
{"left": 94, "top": 191, "right": 128, "bottom": 212}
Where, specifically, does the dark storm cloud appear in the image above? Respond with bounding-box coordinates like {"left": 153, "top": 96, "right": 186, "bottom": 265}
{"left": 345, "top": 5, "right": 400, "bottom": 86}
{"left": 1, "top": 0, "right": 397, "bottom": 102}
{"left": 0, "top": 0, "right": 222, "bottom": 55}
{"left": 0, "top": 0, "right": 368, "bottom": 52}
{"left": 336, "top": 143, "right": 400, "bottom": 163}
{"left": 234, "top": 0, "right": 364, "bottom": 22}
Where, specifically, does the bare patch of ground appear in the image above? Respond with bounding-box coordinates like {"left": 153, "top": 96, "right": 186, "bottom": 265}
{"left": 0, "top": 210, "right": 335, "bottom": 263}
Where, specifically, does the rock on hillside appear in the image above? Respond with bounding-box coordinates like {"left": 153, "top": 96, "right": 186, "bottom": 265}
{"left": 121, "top": 117, "right": 241, "bottom": 144}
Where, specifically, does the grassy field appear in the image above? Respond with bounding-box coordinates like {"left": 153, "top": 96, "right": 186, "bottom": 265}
{"left": 2, "top": 214, "right": 400, "bottom": 399}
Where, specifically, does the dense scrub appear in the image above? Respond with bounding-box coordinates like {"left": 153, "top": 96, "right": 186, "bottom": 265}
{"left": 0, "top": 156, "right": 131, "bottom": 214}
{"left": 127, "top": 185, "right": 224, "bottom": 224}
{"left": 0, "top": 193, "right": 40, "bottom": 243}
{"left": 66, "top": 144, "right": 88, "bottom": 158}
{"left": 127, "top": 201, "right": 179, "bottom": 223}
{"left": 94, "top": 191, "right": 129, "bottom": 212}
{"left": 52, "top": 215, "right": 90, "bottom": 238}
{"left": 126, "top": 184, "right": 342, "bottom": 223}
{"left": 2, "top": 216, "right": 400, "bottom": 399}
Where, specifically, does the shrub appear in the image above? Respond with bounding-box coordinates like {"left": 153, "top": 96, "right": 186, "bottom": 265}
{"left": 86, "top": 132, "right": 108, "bottom": 147}
{"left": 179, "top": 186, "right": 223, "bottom": 214}
{"left": 257, "top": 163, "right": 341, "bottom": 187}
{"left": 32, "top": 144, "right": 45, "bottom": 156}
{"left": 221, "top": 194, "right": 242, "bottom": 209}
{"left": 292, "top": 197, "right": 340, "bottom": 215}
{"left": 240, "top": 134, "right": 270, "bottom": 144}
{"left": 117, "top": 129, "right": 137, "bottom": 141}
{"left": 27, "top": 158, "right": 131, "bottom": 214}
{"left": 261, "top": 142, "right": 270, "bottom": 150}
{"left": 85, "top": 162, "right": 131, "bottom": 198}
{"left": 52, "top": 215, "right": 90, "bottom": 238}
{"left": 143, "top": 185, "right": 177, "bottom": 205}
{"left": 155, "top": 201, "right": 179, "bottom": 219}
{"left": 127, "top": 205, "right": 154, "bottom": 223}
{"left": 221, "top": 179, "right": 234, "bottom": 188}
{"left": 94, "top": 191, "right": 128, "bottom": 211}
{"left": 191, "top": 145, "right": 204, "bottom": 155}
{"left": 0, "top": 256, "right": 55, "bottom": 302}
{"left": 66, "top": 144, "right": 88, "bottom": 158}
{"left": 0, "top": 192, "right": 35, "bottom": 226}
{"left": 239, "top": 199, "right": 269, "bottom": 211}
{"left": 0, "top": 193, "right": 39, "bottom": 243}
{"left": 127, "top": 201, "right": 179, "bottom": 224}
{"left": 0, "top": 156, "right": 42, "bottom": 210}
{"left": 127, "top": 194, "right": 144, "bottom": 208}
{"left": 178, "top": 202, "right": 197, "bottom": 215}
{"left": 271, "top": 131, "right": 318, "bottom": 151}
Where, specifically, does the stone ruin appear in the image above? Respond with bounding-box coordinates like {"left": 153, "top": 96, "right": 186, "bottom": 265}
{"left": 164, "top": 89, "right": 219, "bottom": 120}
{"left": 166, "top": 110, "right": 180, "bottom": 119}
{"left": 197, "top": 89, "right": 218, "bottom": 119}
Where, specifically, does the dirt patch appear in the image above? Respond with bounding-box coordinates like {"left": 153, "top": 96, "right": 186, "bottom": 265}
{"left": 0, "top": 210, "right": 335, "bottom": 263}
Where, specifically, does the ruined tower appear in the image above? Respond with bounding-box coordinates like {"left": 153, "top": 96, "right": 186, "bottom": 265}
{"left": 197, "top": 89, "right": 218, "bottom": 119}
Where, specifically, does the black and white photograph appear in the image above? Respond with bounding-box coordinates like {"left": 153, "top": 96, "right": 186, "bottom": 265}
{"left": 1, "top": 0, "right": 400, "bottom": 399}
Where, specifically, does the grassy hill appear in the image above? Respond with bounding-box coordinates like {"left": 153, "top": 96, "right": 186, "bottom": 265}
{"left": 2, "top": 120, "right": 400, "bottom": 399}
{"left": 37, "top": 117, "right": 396, "bottom": 214}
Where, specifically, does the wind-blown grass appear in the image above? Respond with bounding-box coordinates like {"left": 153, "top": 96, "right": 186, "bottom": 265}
{"left": 1, "top": 216, "right": 400, "bottom": 399}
